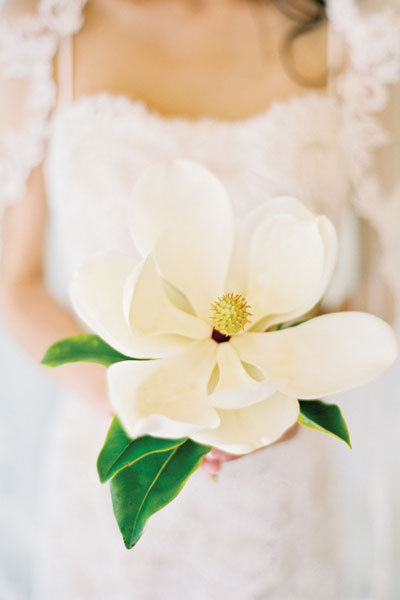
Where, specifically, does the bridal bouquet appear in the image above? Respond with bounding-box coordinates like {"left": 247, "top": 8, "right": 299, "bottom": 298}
{"left": 42, "top": 160, "right": 398, "bottom": 548}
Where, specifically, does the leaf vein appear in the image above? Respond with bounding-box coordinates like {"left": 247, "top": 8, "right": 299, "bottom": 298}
{"left": 104, "top": 443, "right": 183, "bottom": 481}
{"left": 128, "top": 446, "right": 179, "bottom": 546}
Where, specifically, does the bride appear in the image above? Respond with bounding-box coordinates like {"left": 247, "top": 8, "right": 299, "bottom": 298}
{"left": 0, "top": 0, "right": 399, "bottom": 598}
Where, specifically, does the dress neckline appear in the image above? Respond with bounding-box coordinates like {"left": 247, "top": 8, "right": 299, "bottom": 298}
{"left": 52, "top": 88, "right": 332, "bottom": 130}
{"left": 50, "top": 0, "right": 331, "bottom": 129}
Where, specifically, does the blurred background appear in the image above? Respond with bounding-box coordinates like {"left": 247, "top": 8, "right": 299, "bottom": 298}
{"left": 1, "top": 0, "right": 400, "bottom": 598}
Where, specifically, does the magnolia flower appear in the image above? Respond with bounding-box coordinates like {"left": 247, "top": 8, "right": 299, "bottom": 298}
{"left": 71, "top": 160, "right": 398, "bottom": 455}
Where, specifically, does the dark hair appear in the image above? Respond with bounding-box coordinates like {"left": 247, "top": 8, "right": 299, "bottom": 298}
{"left": 273, "top": 0, "right": 327, "bottom": 87}
{"left": 273, "top": 0, "right": 326, "bottom": 25}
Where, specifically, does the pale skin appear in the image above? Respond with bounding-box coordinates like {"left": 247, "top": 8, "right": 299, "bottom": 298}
{"left": 0, "top": 0, "right": 385, "bottom": 473}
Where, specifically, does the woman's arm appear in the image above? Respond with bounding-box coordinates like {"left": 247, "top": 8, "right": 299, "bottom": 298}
{"left": 0, "top": 164, "right": 110, "bottom": 416}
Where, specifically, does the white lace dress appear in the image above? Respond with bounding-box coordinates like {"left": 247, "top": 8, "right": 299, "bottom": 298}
{"left": 1, "top": 1, "right": 400, "bottom": 599}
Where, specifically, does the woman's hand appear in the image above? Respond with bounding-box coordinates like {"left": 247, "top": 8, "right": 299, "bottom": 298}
{"left": 200, "top": 423, "right": 299, "bottom": 475}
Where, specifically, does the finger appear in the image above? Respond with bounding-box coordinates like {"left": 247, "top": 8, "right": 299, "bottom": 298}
{"left": 200, "top": 457, "right": 222, "bottom": 475}
{"left": 208, "top": 448, "right": 240, "bottom": 462}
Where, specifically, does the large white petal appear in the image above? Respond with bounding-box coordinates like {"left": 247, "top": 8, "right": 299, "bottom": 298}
{"left": 207, "top": 342, "right": 279, "bottom": 409}
{"left": 125, "top": 254, "right": 212, "bottom": 340}
{"left": 226, "top": 197, "right": 337, "bottom": 330}
{"left": 251, "top": 216, "right": 337, "bottom": 331}
{"left": 232, "top": 313, "right": 398, "bottom": 399}
{"left": 70, "top": 252, "right": 190, "bottom": 359}
{"left": 129, "top": 160, "right": 234, "bottom": 318}
{"left": 108, "top": 340, "right": 220, "bottom": 439}
{"left": 191, "top": 393, "right": 299, "bottom": 454}
{"left": 226, "top": 196, "right": 316, "bottom": 294}
{"left": 246, "top": 214, "right": 325, "bottom": 325}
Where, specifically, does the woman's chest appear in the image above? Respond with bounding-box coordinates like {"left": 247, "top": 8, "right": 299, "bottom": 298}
{"left": 73, "top": 2, "right": 326, "bottom": 121}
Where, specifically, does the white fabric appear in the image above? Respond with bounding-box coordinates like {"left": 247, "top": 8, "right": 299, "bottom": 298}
{"left": 0, "top": 0, "right": 85, "bottom": 211}
{"left": 328, "top": 0, "right": 400, "bottom": 308}
{"left": 0, "top": 0, "right": 399, "bottom": 598}
{"left": 34, "top": 397, "right": 339, "bottom": 600}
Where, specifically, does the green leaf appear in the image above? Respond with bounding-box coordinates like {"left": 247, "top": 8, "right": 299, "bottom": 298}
{"left": 110, "top": 439, "right": 211, "bottom": 548}
{"left": 275, "top": 319, "right": 308, "bottom": 331}
{"left": 288, "top": 319, "right": 309, "bottom": 328}
{"left": 97, "top": 417, "right": 187, "bottom": 483}
{"left": 298, "top": 399, "right": 352, "bottom": 448}
{"left": 41, "top": 334, "right": 146, "bottom": 367}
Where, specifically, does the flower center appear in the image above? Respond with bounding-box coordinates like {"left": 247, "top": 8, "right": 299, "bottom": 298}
{"left": 210, "top": 293, "right": 252, "bottom": 339}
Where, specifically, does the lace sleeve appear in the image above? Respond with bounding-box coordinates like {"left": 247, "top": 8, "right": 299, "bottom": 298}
{"left": 328, "top": 0, "right": 400, "bottom": 314}
{"left": 0, "top": 0, "right": 85, "bottom": 217}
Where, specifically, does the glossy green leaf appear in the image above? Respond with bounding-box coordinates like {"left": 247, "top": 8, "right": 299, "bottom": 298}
{"left": 110, "top": 439, "right": 211, "bottom": 548}
{"left": 97, "top": 417, "right": 187, "bottom": 483}
{"left": 298, "top": 399, "right": 352, "bottom": 448}
{"left": 41, "top": 334, "right": 145, "bottom": 367}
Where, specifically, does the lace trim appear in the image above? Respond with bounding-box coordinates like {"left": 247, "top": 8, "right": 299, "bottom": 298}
{"left": 334, "top": 4, "right": 400, "bottom": 214}
{"left": 0, "top": 20, "right": 56, "bottom": 214}
{"left": 0, "top": 1, "right": 86, "bottom": 217}
{"left": 39, "top": 0, "right": 87, "bottom": 37}
{"left": 332, "top": 1, "right": 400, "bottom": 304}
{"left": 49, "top": 90, "right": 343, "bottom": 220}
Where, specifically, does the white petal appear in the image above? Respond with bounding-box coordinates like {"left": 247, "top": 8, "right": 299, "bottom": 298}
{"left": 129, "top": 160, "right": 234, "bottom": 318}
{"left": 226, "top": 196, "right": 337, "bottom": 330}
{"left": 226, "top": 196, "right": 316, "bottom": 294}
{"left": 232, "top": 313, "right": 398, "bottom": 399}
{"left": 70, "top": 252, "right": 189, "bottom": 359}
{"left": 246, "top": 196, "right": 316, "bottom": 225}
{"left": 251, "top": 215, "right": 337, "bottom": 331}
{"left": 108, "top": 340, "right": 220, "bottom": 439}
{"left": 191, "top": 393, "right": 299, "bottom": 454}
{"left": 125, "top": 254, "right": 212, "bottom": 339}
{"left": 208, "top": 343, "right": 279, "bottom": 409}
{"left": 247, "top": 214, "right": 324, "bottom": 324}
